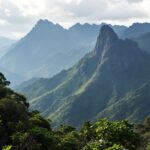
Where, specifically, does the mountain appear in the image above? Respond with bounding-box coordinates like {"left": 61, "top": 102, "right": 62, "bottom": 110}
{"left": 2, "top": 21, "right": 150, "bottom": 86}
{"left": 0, "top": 20, "right": 97, "bottom": 85}
{"left": 0, "top": 36, "right": 15, "bottom": 58}
{"left": 134, "top": 32, "right": 150, "bottom": 54}
{"left": 120, "top": 23, "right": 150, "bottom": 39}
{"left": 16, "top": 25, "right": 150, "bottom": 127}
{"left": 97, "top": 81, "right": 150, "bottom": 123}
{"left": 69, "top": 23, "right": 126, "bottom": 41}
{"left": 0, "top": 20, "right": 126, "bottom": 85}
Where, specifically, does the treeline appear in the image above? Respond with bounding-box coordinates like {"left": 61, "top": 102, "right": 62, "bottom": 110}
{"left": 0, "top": 73, "right": 149, "bottom": 150}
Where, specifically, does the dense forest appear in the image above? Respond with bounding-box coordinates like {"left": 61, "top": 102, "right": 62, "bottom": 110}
{"left": 0, "top": 72, "right": 150, "bottom": 150}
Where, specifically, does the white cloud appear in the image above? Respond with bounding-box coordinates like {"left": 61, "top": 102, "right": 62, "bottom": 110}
{"left": 0, "top": 0, "right": 149, "bottom": 39}
{"left": 126, "top": 0, "right": 144, "bottom": 3}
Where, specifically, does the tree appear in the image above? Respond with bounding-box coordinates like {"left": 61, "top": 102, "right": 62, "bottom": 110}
{"left": 2, "top": 145, "right": 12, "bottom": 150}
{"left": 0, "top": 73, "right": 10, "bottom": 88}
{"left": 81, "top": 119, "right": 140, "bottom": 150}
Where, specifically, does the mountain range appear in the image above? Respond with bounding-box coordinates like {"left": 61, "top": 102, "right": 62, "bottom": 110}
{"left": 120, "top": 23, "right": 150, "bottom": 39}
{"left": 16, "top": 25, "right": 150, "bottom": 127}
{"left": 134, "top": 31, "right": 150, "bottom": 54}
{"left": 2, "top": 20, "right": 150, "bottom": 86}
{"left": 0, "top": 20, "right": 127, "bottom": 85}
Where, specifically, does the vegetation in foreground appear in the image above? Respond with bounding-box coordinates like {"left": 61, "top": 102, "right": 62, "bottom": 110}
{"left": 0, "top": 73, "right": 150, "bottom": 150}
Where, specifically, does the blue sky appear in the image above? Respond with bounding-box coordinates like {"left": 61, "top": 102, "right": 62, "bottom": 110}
{"left": 0, "top": 0, "right": 149, "bottom": 39}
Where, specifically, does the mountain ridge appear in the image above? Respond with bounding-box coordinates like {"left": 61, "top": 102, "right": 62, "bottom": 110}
{"left": 0, "top": 19, "right": 129, "bottom": 85}
{"left": 16, "top": 25, "right": 150, "bottom": 127}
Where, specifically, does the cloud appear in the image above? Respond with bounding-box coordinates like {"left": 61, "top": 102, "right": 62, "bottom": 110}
{"left": 126, "top": 0, "right": 144, "bottom": 3}
{"left": 0, "top": 0, "right": 149, "bottom": 39}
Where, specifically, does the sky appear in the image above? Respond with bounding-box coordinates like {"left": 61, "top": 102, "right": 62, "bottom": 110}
{"left": 0, "top": 0, "right": 150, "bottom": 39}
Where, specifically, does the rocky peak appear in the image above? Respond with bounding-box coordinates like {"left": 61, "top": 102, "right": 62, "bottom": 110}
{"left": 94, "top": 25, "right": 119, "bottom": 55}
{"left": 36, "top": 19, "right": 54, "bottom": 27}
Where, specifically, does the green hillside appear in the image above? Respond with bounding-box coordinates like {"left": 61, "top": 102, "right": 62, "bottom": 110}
{"left": 0, "top": 72, "right": 144, "bottom": 149}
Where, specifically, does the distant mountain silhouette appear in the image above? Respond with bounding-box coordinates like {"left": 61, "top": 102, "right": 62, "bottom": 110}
{"left": 120, "top": 23, "right": 150, "bottom": 39}
{"left": 134, "top": 32, "right": 150, "bottom": 54}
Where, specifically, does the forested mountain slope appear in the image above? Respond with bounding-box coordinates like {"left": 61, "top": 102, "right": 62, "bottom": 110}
{"left": 16, "top": 25, "right": 150, "bottom": 127}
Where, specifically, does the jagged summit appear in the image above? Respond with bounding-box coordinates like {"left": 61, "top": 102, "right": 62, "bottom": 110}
{"left": 26, "top": 19, "right": 66, "bottom": 39}
{"left": 36, "top": 19, "right": 54, "bottom": 26}
{"left": 32, "top": 19, "right": 64, "bottom": 32}
{"left": 29, "top": 19, "right": 56, "bottom": 34}
{"left": 95, "top": 25, "right": 119, "bottom": 54}
{"left": 98, "top": 25, "right": 118, "bottom": 43}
